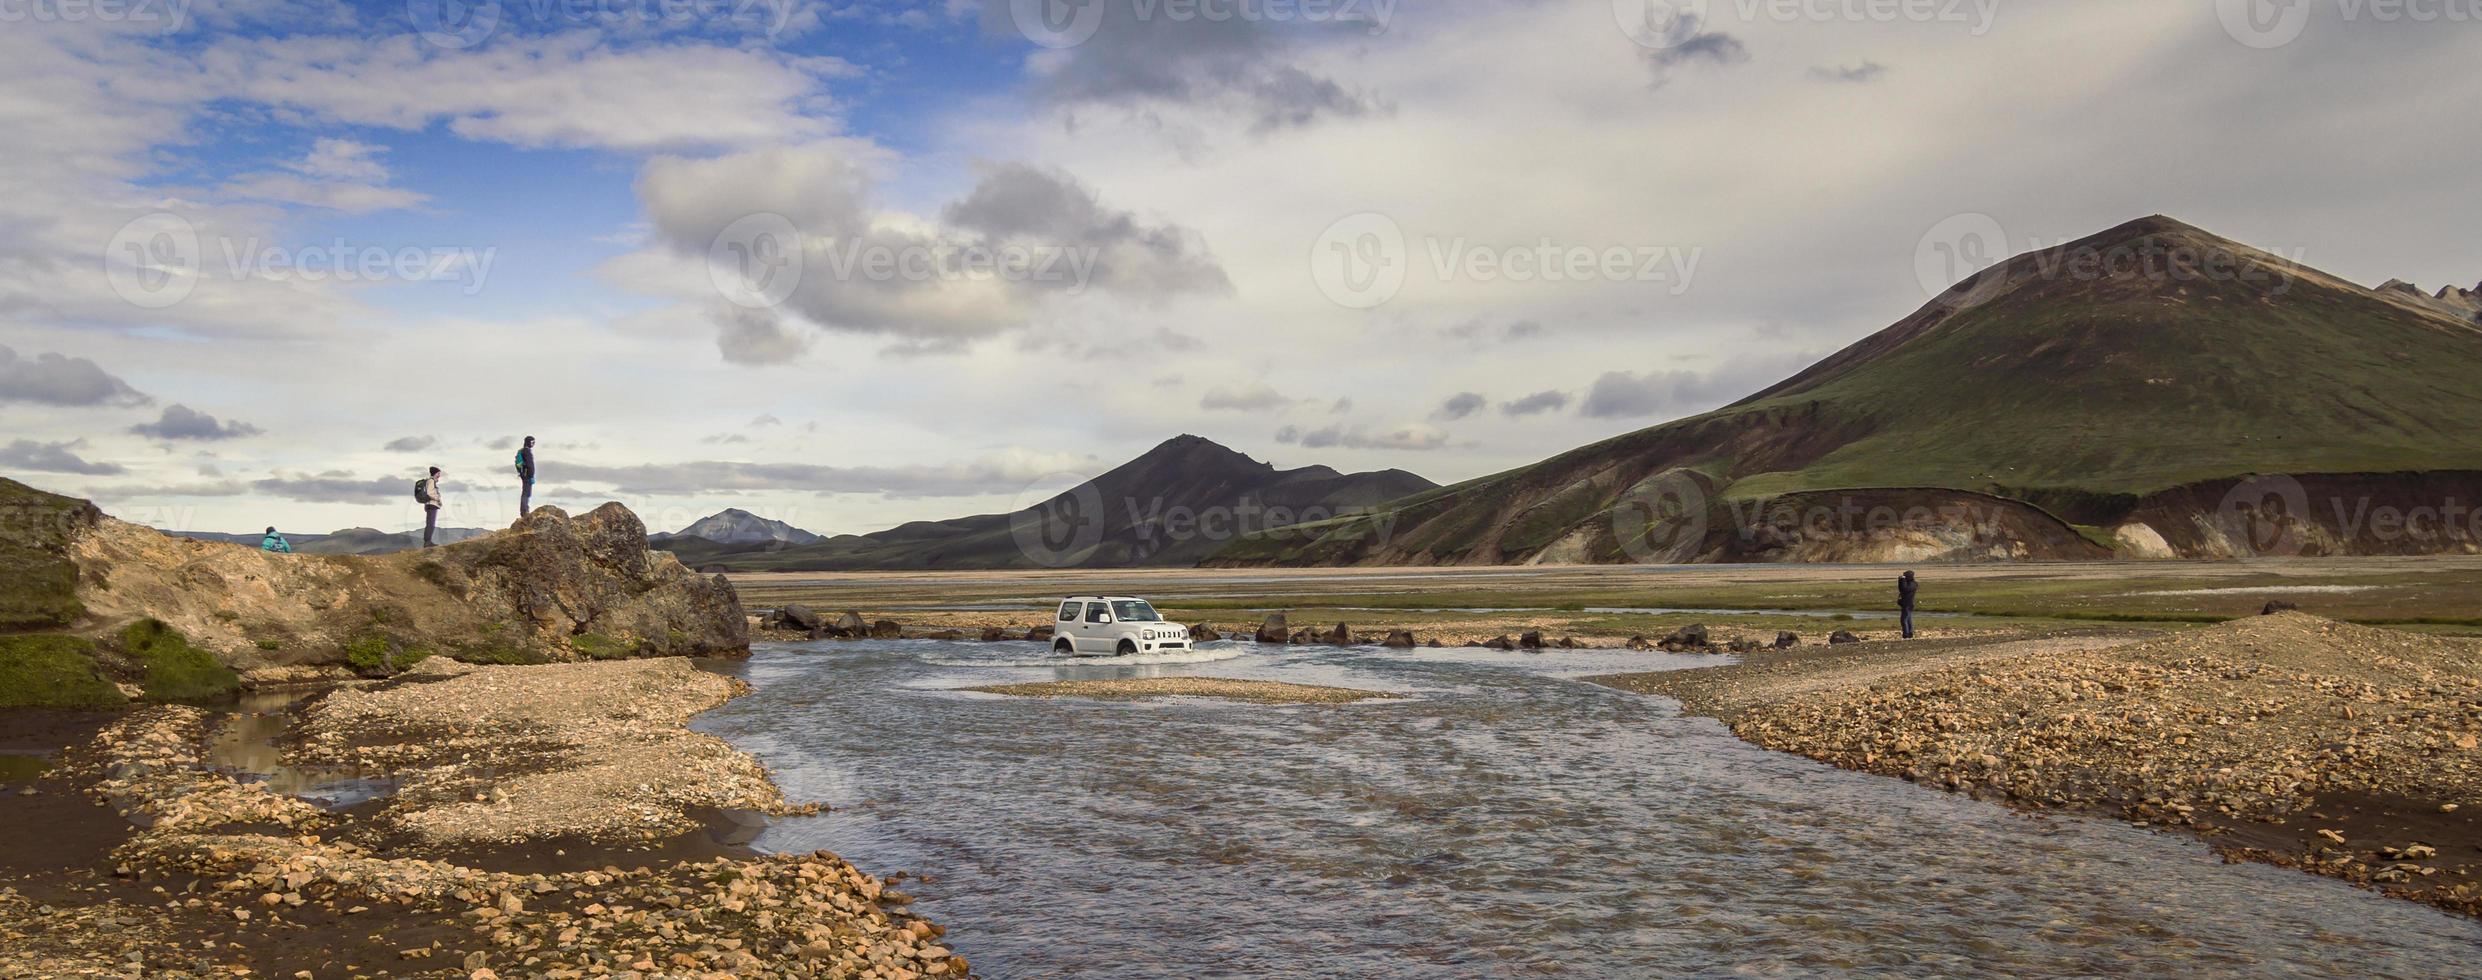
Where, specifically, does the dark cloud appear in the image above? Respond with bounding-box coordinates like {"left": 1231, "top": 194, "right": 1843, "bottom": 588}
{"left": 643, "top": 152, "right": 1227, "bottom": 351}
{"left": 1499, "top": 390, "right": 1571, "bottom": 417}
{"left": 1275, "top": 423, "right": 1449, "bottom": 451}
{"left": 553, "top": 460, "right": 1065, "bottom": 499}
{"left": 250, "top": 474, "right": 405, "bottom": 504}
{"left": 986, "top": 1, "right": 1383, "bottom": 131}
{"left": 0, "top": 344, "right": 151, "bottom": 407}
{"left": 383, "top": 435, "right": 438, "bottom": 452}
{"left": 1200, "top": 383, "right": 1295, "bottom": 412}
{"left": 1431, "top": 392, "right": 1486, "bottom": 422}
{"left": 712, "top": 306, "right": 812, "bottom": 366}
{"left": 750, "top": 414, "right": 783, "bottom": 427}
{"left": 0, "top": 439, "right": 125, "bottom": 475}
{"left": 1642, "top": 17, "right": 1749, "bottom": 83}
{"left": 130, "top": 404, "right": 263, "bottom": 441}
{"left": 1809, "top": 62, "right": 1888, "bottom": 84}
{"left": 701, "top": 433, "right": 752, "bottom": 445}
{"left": 1444, "top": 318, "right": 1548, "bottom": 346}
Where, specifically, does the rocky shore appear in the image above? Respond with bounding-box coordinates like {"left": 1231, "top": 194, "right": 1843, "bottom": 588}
{"left": 1597, "top": 613, "right": 2482, "bottom": 919}
{"left": 0, "top": 659, "right": 966, "bottom": 978}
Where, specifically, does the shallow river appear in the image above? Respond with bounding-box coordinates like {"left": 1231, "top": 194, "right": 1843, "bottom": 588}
{"left": 695, "top": 639, "right": 2482, "bottom": 977}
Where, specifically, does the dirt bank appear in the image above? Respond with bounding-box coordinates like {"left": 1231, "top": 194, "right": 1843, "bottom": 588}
{"left": 1596, "top": 614, "right": 2482, "bottom": 918}
{"left": 0, "top": 659, "right": 965, "bottom": 978}
{"left": 963, "top": 677, "right": 1396, "bottom": 705}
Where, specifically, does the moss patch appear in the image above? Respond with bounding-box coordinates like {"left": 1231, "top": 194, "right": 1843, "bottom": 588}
{"left": 0, "top": 634, "right": 127, "bottom": 710}
{"left": 569, "top": 633, "right": 636, "bottom": 661}
{"left": 343, "top": 634, "right": 432, "bottom": 677}
{"left": 117, "top": 619, "right": 240, "bottom": 703}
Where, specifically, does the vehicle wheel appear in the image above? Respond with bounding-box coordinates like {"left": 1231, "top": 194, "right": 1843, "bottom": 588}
{"left": 1054, "top": 640, "right": 1075, "bottom": 656}
{"left": 1117, "top": 639, "right": 1137, "bottom": 656}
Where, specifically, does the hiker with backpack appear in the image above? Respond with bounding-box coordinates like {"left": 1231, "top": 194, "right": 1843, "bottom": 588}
{"left": 417, "top": 467, "right": 444, "bottom": 548}
{"left": 514, "top": 436, "right": 537, "bottom": 519}
{"left": 261, "top": 527, "right": 292, "bottom": 553}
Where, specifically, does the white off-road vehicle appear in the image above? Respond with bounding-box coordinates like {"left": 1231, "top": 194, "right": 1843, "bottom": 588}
{"left": 1052, "top": 596, "right": 1190, "bottom": 657}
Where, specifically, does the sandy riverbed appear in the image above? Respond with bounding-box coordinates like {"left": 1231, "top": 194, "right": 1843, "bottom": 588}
{"left": 0, "top": 659, "right": 967, "bottom": 978}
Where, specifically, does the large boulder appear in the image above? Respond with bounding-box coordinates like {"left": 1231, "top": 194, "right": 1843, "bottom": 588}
{"left": 2262, "top": 600, "right": 2301, "bottom": 616}
{"left": 1190, "top": 624, "right": 1222, "bottom": 642}
{"left": 1027, "top": 625, "right": 1056, "bottom": 643}
{"left": 775, "top": 604, "right": 825, "bottom": 632}
{"left": 1255, "top": 614, "right": 1290, "bottom": 644}
{"left": 1519, "top": 631, "right": 1545, "bottom": 650}
{"left": 1325, "top": 623, "right": 1352, "bottom": 646}
{"left": 1381, "top": 630, "right": 1417, "bottom": 648}
{"left": 833, "top": 612, "right": 868, "bottom": 636}
{"left": 1774, "top": 631, "right": 1800, "bottom": 649}
{"left": 51, "top": 492, "right": 749, "bottom": 680}
{"left": 1829, "top": 630, "right": 1863, "bottom": 645}
{"left": 1657, "top": 625, "right": 1713, "bottom": 653}
{"left": 870, "top": 620, "right": 904, "bottom": 639}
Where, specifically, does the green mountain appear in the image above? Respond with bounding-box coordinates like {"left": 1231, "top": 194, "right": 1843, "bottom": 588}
{"left": 1213, "top": 216, "right": 2482, "bottom": 565}
{"left": 655, "top": 435, "right": 1437, "bottom": 571}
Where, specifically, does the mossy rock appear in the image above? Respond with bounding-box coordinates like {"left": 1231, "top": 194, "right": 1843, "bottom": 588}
{"left": 116, "top": 619, "right": 240, "bottom": 703}
{"left": 0, "top": 634, "right": 127, "bottom": 710}
{"left": 452, "top": 644, "right": 546, "bottom": 666}
{"left": 0, "top": 479, "right": 100, "bottom": 630}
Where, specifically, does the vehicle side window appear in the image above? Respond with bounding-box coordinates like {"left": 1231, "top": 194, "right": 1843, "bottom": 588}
{"left": 1058, "top": 602, "right": 1078, "bottom": 622}
{"left": 1086, "top": 602, "right": 1109, "bottom": 623}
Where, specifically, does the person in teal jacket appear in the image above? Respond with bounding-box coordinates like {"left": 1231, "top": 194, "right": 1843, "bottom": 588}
{"left": 261, "top": 527, "right": 293, "bottom": 553}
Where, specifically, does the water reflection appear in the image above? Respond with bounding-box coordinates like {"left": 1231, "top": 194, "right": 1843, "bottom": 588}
{"left": 205, "top": 688, "right": 396, "bottom": 809}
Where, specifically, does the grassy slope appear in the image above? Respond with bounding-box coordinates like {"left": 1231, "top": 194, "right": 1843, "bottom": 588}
{"left": 1216, "top": 217, "right": 2482, "bottom": 564}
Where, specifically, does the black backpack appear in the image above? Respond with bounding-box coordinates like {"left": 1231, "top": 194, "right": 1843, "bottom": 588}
{"left": 412, "top": 479, "right": 427, "bottom": 503}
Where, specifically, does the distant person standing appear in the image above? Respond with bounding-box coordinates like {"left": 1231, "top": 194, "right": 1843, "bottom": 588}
{"left": 260, "top": 527, "right": 292, "bottom": 553}
{"left": 514, "top": 436, "right": 537, "bottom": 519}
{"left": 1897, "top": 570, "right": 1919, "bottom": 639}
{"left": 418, "top": 467, "right": 445, "bottom": 548}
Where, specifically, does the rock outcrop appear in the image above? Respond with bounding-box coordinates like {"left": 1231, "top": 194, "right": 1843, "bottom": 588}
{"left": 10, "top": 478, "right": 748, "bottom": 697}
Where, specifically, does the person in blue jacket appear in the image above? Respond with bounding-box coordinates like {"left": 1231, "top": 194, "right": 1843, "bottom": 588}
{"left": 514, "top": 436, "right": 538, "bottom": 519}
{"left": 261, "top": 527, "right": 293, "bottom": 553}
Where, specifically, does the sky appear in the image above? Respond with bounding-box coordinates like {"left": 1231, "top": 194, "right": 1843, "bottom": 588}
{"left": 2, "top": 0, "right": 2477, "bottom": 537}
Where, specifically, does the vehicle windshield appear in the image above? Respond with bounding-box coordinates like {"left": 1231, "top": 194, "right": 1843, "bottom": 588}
{"left": 1111, "top": 600, "right": 1163, "bottom": 622}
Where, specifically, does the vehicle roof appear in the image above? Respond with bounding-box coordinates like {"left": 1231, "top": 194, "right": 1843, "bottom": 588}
{"left": 1060, "top": 595, "right": 1149, "bottom": 602}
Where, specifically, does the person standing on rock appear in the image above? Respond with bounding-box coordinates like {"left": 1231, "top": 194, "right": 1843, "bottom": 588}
{"left": 514, "top": 436, "right": 537, "bottom": 519}
{"left": 1898, "top": 570, "right": 1919, "bottom": 639}
{"left": 419, "top": 467, "right": 445, "bottom": 548}
{"left": 260, "top": 526, "right": 292, "bottom": 553}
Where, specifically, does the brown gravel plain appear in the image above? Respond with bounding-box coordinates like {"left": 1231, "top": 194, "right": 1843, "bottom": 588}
{"left": 1598, "top": 613, "right": 2482, "bottom": 919}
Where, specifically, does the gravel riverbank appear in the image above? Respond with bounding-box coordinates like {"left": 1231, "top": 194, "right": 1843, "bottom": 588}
{"left": 0, "top": 659, "right": 966, "bottom": 978}
{"left": 1595, "top": 613, "right": 2482, "bottom": 919}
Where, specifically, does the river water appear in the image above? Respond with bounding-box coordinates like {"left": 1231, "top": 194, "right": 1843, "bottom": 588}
{"left": 695, "top": 639, "right": 2482, "bottom": 978}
